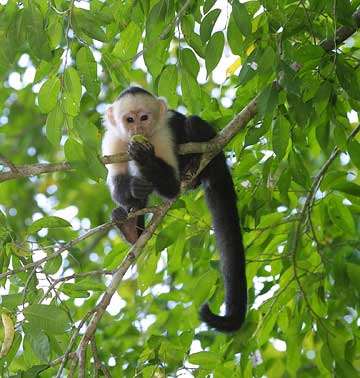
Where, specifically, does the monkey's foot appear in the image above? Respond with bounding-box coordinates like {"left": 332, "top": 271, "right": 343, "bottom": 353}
{"left": 111, "top": 207, "right": 139, "bottom": 245}
{"left": 111, "top": 207, "right": 128, "bottom": 224}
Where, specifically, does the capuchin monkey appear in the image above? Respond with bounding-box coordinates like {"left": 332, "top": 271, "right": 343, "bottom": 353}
{"left": 102, "top": 86, "right": 247, "bottom": 332}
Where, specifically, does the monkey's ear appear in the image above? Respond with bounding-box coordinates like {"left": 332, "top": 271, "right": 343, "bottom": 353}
{"left": 106, "top": 106, "right": 116, "bottom": 127}
{"left": 158, "top": 99, "right": 168, "bottom": 120}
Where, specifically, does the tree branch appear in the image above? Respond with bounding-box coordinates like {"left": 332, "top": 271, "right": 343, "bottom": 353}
{"left": 75, "top": 199, "right": 175, "bottom": 378}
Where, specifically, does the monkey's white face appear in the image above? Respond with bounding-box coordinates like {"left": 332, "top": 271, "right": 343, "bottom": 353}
{"left": 105, "top": 93, "right": 167, "bottom": 140}
{"left": 120, "top": 109, "right": 153, "bottom": 137}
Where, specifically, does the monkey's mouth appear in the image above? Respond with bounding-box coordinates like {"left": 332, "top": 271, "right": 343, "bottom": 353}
{"left": 129, "top": 129, "right": 152, "bottom": 138}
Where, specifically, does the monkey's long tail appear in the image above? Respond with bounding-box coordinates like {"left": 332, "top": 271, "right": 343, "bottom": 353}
{"left": 199, "top": 152, "right": 247, "bottom": 332}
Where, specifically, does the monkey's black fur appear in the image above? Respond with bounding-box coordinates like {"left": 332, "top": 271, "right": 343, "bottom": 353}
{"left": 111, "top": 89, "right": 247, "bottom": 332}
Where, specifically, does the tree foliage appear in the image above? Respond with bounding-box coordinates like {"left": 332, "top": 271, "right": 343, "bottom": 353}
{"left": 0, "top": 0, "right": 360, "bottom": 377}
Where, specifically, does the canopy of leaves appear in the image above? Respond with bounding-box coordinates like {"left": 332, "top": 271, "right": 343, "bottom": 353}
{"left": 0, "top": 0, "right": 360, "bottom": 377}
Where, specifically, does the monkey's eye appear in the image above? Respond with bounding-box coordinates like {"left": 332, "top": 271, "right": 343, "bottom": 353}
{"left": 126, "top": 117, "right": 134, "bottom": 123}
{"left": 140, "top": 115, "right": 148, "bottom": 121}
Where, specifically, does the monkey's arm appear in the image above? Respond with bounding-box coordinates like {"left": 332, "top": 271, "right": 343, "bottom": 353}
{"left": 110, "top": 174, "right": 151, "bottom": 244}
{"left": 129, "top": 140, "right": 180, "bottom": 199}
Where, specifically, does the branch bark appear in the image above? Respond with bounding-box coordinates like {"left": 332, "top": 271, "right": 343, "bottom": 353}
{"left": 75, "top": 200, "right": 174, "bottom": 378}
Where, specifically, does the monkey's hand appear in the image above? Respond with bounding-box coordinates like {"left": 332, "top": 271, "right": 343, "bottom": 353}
{"left": 130, "top": 177, "right": 153, "bottom": 199}
{"left": 128, "top": 139, "right": 155, "bottom": 167}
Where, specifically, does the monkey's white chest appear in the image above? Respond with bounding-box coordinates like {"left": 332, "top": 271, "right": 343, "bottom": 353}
{"left": 129, "top": 160, "right": 140, "bottom": 177}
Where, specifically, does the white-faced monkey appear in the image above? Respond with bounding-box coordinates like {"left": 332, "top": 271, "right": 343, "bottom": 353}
{"left": 102, "top": 87, "right": 247, "bottom": 332}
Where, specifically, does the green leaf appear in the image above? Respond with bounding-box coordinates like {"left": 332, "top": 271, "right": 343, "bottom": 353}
{"left": 193, "top": 270, "right": 218, "bottom": 306}
{"left": 335, "top": 359, "right": 359, "bottom": 378}
{"left": 181, "top": 71, "right": 202, "bottom": 114}
{"left": 38, "top": 77, "right": 60, "bottom": 114}
{"left": 46, "top": 104, "right": 64, "bottom": 145}
{"left": 232, "top": 1, "right": 252, "bottom": 36}
{"left": 24, "top": 3, "right": 52, "bottom": 61}
{"left": 200, "top": 9, "right": 221, "bottom": 43}
{"left": 60, "top": 277, "right": 106, "bottom": 297}
{"left": 83, "top": 145, "right": 107, "bottom": 181}
{"left": 76, "top": 46, "right": 100, "bottom": 99}
{"left": 138, "top": 252, "right": 159, "bottom": 292}
{"left": 46, "top": 11, "right": 63, "bottom": 49}
{"left": 258, "top": 46, "right": 276, "bottom": 75}
{"left": 238, "top": 50, "right": 260, "bottom": 85}
{"left": 328, "top": 197, "right": 355, "bottom": 234}
{"left": 113, "top": 22, "right": 141, "bottom": 60}
{"left": 26, "top": 329, "right": 50, "bottom": 362}
{"left": 0, "top": 294, "right": 23, "bottom": 311}
{"left": 272, "top": 114, "right": 290, "bottom": 161}
{"left": 227, "top": 14, "right": 244, "bottom": 55}
{"left": 314, "top": 81, "right": 332, "bottom": 115}
{"left": 289, "top": 150, "right": 310, "bottom": 189}
{"left": 72, "top": 8, "right": 107, "bottom": 42}
{"left": 28, "top": 216, "right": 71, "bottom": 234}
{"left": 23, "top": 305, "right": 70, "bottom": 334}
{"left": 181, "top": 16, "right": 205, "bottom": 57}
{"left": 258, "top": 311, "right": 278, "bottom": 346}
{"left": 346, "top": 263, "right": 360, "bottom": 290}
{"left": 59, "top": 284, "right": 90, "bottom": 298}
{"left": 62, "top": 67, "right": 82, "bottom": 116}
{"left": 158, "top": 65, "right": 178, "bottom": 108}
{"left": 75, "top": 277, "right": 106, "bottom": 291}
{"left": 146, "top": 0, "right": 173, "bottom": 41}
{"left": 347, "top": 139, "right": 360, "bottom": 169}
{"left": 143, "top": 39, "right": 171, "bottom": 78}
{"left": 43, "top": 254, "right": 62, "bottom": 275}
{"left": 64, "top": 137, "right": 85, "bottom": 162}
{"left": 204, "top": 0, "right": 217, "bottom": 13}
{"left": 188, "top": 351, "right": 222, "bottom": 369}
{"left": 75, "top": 118, "right": 100, "bottom": 150}
{"left": 205, "top": 31, "right": 224, "bottom": 76}
{"left": 23, "top": 365, "right": 48, "bottom": 377}
{"left": 316, "top": 122, "right": 330, "bottom": 151}
{"left": 257, "top": 84, "right": 278, "bottom": 117}
{"left": 181, "top": 48, "right": 200, "bottom": 79}
{"left": 331, "top": 181, "right": 360, "bottom": 197}
{"left": 155, "top": 222, "right": 185, "bottom": 254}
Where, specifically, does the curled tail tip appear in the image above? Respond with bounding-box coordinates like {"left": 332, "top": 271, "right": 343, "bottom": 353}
{"left": 199, "top": 303, "right": 245, "bottom": 333}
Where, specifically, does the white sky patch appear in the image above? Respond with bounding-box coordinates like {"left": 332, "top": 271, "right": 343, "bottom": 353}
{"left": 53, "top": 206, "right": 79, "bottom": 224}
{"left": 347, "top": 110, "right": 358, "bottom": 123}
{"left": 270, "top": 338, "right": 286, "bottom": 352}
{"left": 107, "top": 292, "right": 126, "bottom": 316}
{"left": 340, "top": 152, "right": 350, "bottom": 166}
{"left": 18, "top": 54, "right": 30, "bottom": 68}
{"left": 74, "top": 0, "right": 90, "bottom": 10}
{"left": 8, "top": 72, "right": 22, "bottom": 90}
{"left": 252, "top": 283, "right": 280, "bottom": 310}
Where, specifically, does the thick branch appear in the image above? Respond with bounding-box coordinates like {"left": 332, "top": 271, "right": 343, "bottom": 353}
{"left": 76, "top": 200, "right": 174, "bottom": 378}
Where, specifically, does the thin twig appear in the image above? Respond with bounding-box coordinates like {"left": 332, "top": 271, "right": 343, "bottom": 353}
{"left": 55, "top": 309, "right": 95, "bottom": 378}
{"left": 290, "top": 124, "right": 360, "bottom": 316}
{"left": 0, "top": 154, "right": 18, "bottom": 172}
{"left": 39, "top": 269, "right": 113, "bottom": 303}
